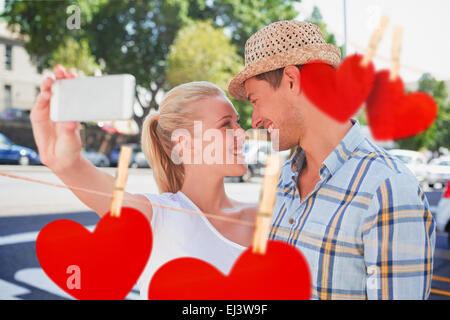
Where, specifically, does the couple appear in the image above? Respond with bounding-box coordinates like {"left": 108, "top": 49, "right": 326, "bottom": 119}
{"left": 31, "top": 20, "right": 435, "bottom": 300}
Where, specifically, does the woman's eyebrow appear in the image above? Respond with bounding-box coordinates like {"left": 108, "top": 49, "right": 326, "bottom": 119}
{"left": 216, "top": 115, "right": 233, "bottom": 122}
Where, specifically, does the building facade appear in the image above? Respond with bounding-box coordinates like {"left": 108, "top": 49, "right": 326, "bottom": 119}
{"left": 0, "top": 22, "right": 45, "bottom": 114}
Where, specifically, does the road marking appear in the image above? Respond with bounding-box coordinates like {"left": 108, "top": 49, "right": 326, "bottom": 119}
{"left": 15, "top": 268, "right": 74, "bottom": 299}
{"left": 0, "top": 278, "right": 30, "bottom": 300}
{"left": 0, "top": 225, "right": 96, "bottom": 246}
{"left": 1, "top": 219, "right": 446, "bottom": 300}
{"left": 127, "top": 290, "right": 141, "bottom": 300}
{"left": 1, "top": 225, "right": 143, "bottom": 299}
{"left": 14, "top": 268, "right": 141, "bottom": 300}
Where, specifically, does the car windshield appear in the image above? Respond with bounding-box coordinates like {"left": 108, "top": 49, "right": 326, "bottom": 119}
{"left": 393, "top": 154, "right": 413, "bottom": 164}
{"left": 0, "top": 134, "right": 12, "bottom": 145}
{"left": 430, "top": 159, "right": 450, "bottom": 166}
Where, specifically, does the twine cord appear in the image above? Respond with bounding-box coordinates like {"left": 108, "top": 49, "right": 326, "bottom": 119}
{"left": 0, "top": 170, "right": 255, "bottom": 227}
{"left": 0, "top": 170, "right": 437, "bottom": 255}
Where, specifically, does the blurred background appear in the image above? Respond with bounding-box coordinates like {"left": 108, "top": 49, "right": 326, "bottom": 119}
{"left": 0, "top": 0, "right": 449, "bottom": 300}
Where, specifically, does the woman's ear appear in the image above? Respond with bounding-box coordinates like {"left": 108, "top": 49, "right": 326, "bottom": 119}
{"left": 171, "top": 130, "right": 192, "bottom": 165}
{"left": 283, "top": 65, "right": 301, "bottom": 95}
{"left": 177, "top": 136, "right": 184, "bottom": 159}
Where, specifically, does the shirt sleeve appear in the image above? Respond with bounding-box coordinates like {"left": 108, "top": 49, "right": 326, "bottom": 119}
{"left": 361, "top": 173, "right": 436, "bottom": 300}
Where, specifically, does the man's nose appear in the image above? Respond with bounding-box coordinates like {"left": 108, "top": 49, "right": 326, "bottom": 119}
{"left": 251, "top": 108, "right": 262, "bottom": 129}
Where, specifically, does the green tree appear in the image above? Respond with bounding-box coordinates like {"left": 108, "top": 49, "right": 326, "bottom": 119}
{"left": 187, "top": 0, "right": 301, "bottom": 57}
{"left": 306, "top": 6, "right": 343, "bottom": 56}
{"left": 167, "top": 21, "right": 243, "bottom": 90}
{"left": 396, "top": 73, "right": 450, "bottom": 151}
{"left": 1, "top": 0, "right": 300, "bottom": 130}
{"left": 49, "top": 38, "right": 99, "bottom": 76}
{"left": 166, "top": 20, "right": 254, "bottom": 128}
{"left": 1, "top": 0, "right": 106, "bottom": 71}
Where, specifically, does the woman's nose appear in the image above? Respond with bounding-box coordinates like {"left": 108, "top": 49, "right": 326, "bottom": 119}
{"left": 235, "top": 127, "right": 246, "bottom": 138}
{"left": 235, "top": 128, "right": 247, "bottom": 147}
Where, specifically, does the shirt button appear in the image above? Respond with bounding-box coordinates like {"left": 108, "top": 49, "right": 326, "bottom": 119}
{"left": 367, "top": 266, "right": 378, "bottom": 275}
{"left": 288, "top": 218, "right": 295, "bottom": 224}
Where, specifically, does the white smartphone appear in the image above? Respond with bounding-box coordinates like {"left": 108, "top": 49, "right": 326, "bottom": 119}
{"left": 50, "top": 74, "right": 136, "bottom": 122}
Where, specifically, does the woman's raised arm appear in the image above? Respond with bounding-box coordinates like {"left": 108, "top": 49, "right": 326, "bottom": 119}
{"left": 30, "top": 65, "right": 152, "bottom": 220}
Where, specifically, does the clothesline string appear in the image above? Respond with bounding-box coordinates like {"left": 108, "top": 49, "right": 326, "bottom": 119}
{"left": 0, "top": 170, "right": 255, "bottom": 227}
{"left": 0, "top": 170, "right": 434, "bottom": 255}
{"left": 341, "top": 34, "right": 449, "bottom": 80}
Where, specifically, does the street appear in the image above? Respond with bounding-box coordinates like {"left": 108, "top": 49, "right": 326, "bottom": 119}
{"left": 0, "top": 165, "right": 263, "bottom": 300}
{"left": 0, "top": 165, "right": 449, "bottom": 300}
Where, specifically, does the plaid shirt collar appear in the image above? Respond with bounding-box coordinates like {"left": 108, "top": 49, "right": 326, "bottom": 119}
{"left": 290, "top": 119, "right": 365, "bottom": 182}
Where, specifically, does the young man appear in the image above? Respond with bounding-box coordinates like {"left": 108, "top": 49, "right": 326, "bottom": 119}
{"left": 228, "top": 20, "right": 435, "bottom": 300}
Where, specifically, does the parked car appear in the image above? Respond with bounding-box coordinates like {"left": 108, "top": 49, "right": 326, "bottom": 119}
{"left": 389, "top": 149, "right": 428, "bottom": 184}
{"left": 238, "top": 140, "right": 291, "bottom": 182}
{"left": 0, "top": 133, "right": 40, "bottom": 165}
{"left": 436, "top": 180, "right": 450, "bottom": 246}
{"left": 130, "top": 151, "right": 150, "bottom": 168}
{"left": 0, "top": 108, "right": 30, "bottom": 121}
{"left": 109, "top": 143, "right": 139, "bottom": 167}
{"left": 426, "top": 156, "right": 450, "bottom": 189}
{"left": 82, "top": 148, "right": 110, "bottom": 167}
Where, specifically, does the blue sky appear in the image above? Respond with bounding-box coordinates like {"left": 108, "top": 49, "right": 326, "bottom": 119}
{"left": 296, "top": 0, "right": 450, "bottom": 83}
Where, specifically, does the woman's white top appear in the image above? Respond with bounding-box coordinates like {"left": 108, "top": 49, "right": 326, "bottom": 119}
{"left": 137, "top": 191, "right": 247, "bottom": 300}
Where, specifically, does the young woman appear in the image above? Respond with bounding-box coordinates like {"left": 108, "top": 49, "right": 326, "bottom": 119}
{"left": 31, "top": 65, "right": 258, "bottom": 299}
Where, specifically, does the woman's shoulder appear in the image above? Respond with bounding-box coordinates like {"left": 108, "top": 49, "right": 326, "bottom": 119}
{"left": 138, "top": 192, "right": 188, "bottom": 227}
{"left": 140, "top": 191, "right": 182, "bottom": 207}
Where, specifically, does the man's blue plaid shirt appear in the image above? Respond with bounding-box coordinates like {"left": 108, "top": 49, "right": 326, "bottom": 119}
{"left": 269, "top": 120, "right": 436, "bottom": 299}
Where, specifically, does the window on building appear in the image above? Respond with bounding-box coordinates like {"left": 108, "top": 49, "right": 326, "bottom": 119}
{"left": 5, "top": 45, "right": 12, "bottom": 70}
{"left": 4, "top": 85, "right": 12, "bottom": 109}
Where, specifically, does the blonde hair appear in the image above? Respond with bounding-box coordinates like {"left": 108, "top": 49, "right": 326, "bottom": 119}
{"left": 141, "top": 81, "right": 226, "bottom": 193}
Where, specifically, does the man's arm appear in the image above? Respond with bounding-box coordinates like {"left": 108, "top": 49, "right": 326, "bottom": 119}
{"left": 361, "top": 173, "right": 436, "bottom": 299}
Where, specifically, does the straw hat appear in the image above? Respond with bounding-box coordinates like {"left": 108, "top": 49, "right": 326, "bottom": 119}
{"left": 228, "top": 20, "right": 341, "bottom": 100}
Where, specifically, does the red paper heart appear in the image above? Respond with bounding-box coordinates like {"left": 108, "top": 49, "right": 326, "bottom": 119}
{"left": 36, "top": 207, "right": 152, "bottom": 300}
{"left": 301, "top": 54, "right": 375, "bottom": 122}
{"left": 366, "top": 70, "right": 438, "bottom": 140}
{"left": 148, "top": 240, "right": 311, "bottom": 300}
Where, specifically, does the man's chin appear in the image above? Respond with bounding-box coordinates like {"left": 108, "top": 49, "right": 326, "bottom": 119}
{"left": 269, "top": 137, "right": 291, "bottom": 152}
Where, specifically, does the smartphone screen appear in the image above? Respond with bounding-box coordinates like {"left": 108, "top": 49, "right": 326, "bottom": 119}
{"left": 50, "top": 74, "right": 135, "bottom": 122}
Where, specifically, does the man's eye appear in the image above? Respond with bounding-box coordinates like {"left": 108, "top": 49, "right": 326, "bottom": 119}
{"left": 237, "top": 119, "right": 241, "bottom": 125}
{"left": 222, "top": 121, "right": 231, "bottom": 127}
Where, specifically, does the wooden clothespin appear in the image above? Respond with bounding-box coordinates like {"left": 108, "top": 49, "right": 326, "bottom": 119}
{"left": 361, "top": 15, "right": 390, "bottom": 67}
{"left": 252, "top": 154, "right": 283, "bottom": 255}
{"left": 110, "top": 145, "right": 133, "bottom": 218}
{"left": 390, "top": 26, "right": 403, "bottom": 81}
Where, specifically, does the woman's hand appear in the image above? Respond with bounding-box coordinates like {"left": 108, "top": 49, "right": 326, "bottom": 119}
{"left": 30, "top": 65, "right": 82, "bottom": 174}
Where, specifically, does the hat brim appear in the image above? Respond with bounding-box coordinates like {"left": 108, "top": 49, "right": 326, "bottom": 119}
{"left": 228, "top": 43, "right": 341, "bottom": 100}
